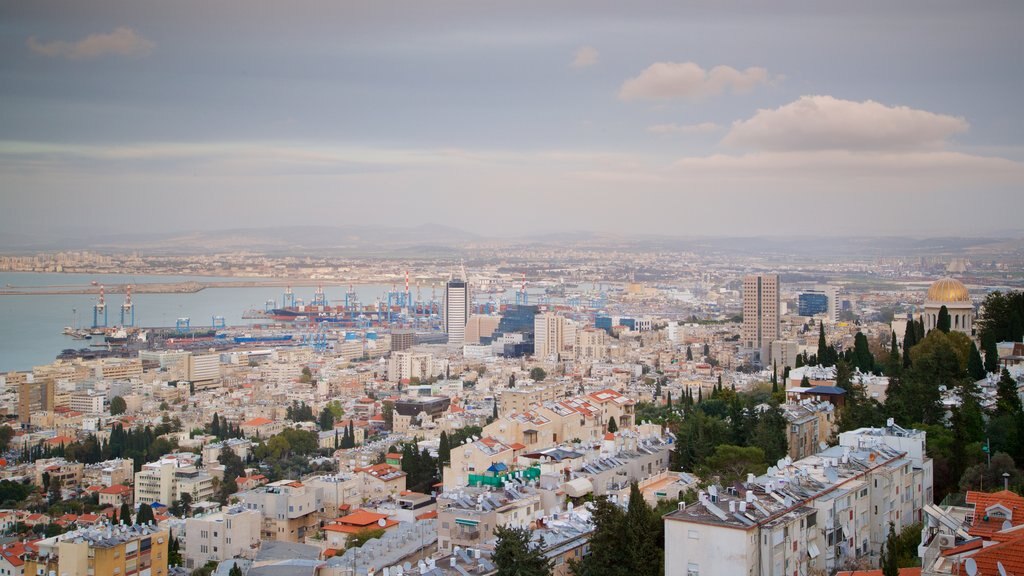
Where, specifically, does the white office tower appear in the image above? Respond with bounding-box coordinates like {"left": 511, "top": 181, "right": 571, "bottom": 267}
{"left": 742, "top": 274, "right": 780, "bottom": 365}
{"left": 443, "top": 278, "right": 469, "bottom": 345}
{"left": 534, "top": 312, "right": 565, "bottom": 360}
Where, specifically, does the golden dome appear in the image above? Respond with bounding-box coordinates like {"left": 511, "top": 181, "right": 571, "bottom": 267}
{"left": 926, "top": 277, "right": 970, "bottom": 302}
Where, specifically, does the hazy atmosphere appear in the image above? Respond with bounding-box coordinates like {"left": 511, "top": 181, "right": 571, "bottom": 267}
{"left": 3, "top": 0, "right": 1023, "bottom": 238}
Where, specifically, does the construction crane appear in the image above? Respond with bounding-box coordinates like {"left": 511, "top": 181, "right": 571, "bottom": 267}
{"left": 119, "top": 284, "right": 134, "bottom": 327}
{"left": 93, "top": 285, "right": 108, "bottom": 328}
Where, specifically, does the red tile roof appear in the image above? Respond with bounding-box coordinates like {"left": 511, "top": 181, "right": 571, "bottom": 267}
{"left": 966, "top": 490, "right": 1024, "bottom": 539}
{"left": 242, "top": 417, "right": 273, "bottom": 427}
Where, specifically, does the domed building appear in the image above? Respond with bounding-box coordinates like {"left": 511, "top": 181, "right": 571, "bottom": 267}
{"left": 923, "top": 277, "right": 974, "bottom": 334}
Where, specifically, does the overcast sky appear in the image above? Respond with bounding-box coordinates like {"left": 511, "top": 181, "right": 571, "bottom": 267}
{"left": 2, "top": 0, "right": 1023, "bottom": 238}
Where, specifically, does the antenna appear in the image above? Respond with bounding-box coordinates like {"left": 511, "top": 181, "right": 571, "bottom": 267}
{"left": 998, "top": 560, "right": 1008, "bottom": 576}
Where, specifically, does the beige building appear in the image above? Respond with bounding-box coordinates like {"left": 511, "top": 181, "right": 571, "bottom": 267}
{"left": 574, "top": 328, "right": 609, "bottom": 361}
{"left": 236, "top": 479, "right": 323, "bottom": 543}
{"left": 742, "top": 274, "right": 780, "bottom": 365}
{"left": 25, "top": 524, "right": 169, "bottom": 576}
{"left": 183, "top": 505, "right": 261, "bottom": 569}
{"left": 387, "top": 351, "right": 436, "bottom": 383}
{"left": 442, "top": 436, "right": 517, "bottom": 490}
{"left": 465, "top": 315, "right": 501, "bottom": 345}
{"left": 781, "top": 400, "right": 835, "bottom": 461}
{"left": 534, "top": 313, "right": 566, "bottom": 360}
{"left": 96, "top": 358, "right": 144, "bottom": 380}
{"left": 499, "top": 381, "right": 568, "bottom": 416}
{"left": 134, "top": 456, "right": 215, "bottom": 506}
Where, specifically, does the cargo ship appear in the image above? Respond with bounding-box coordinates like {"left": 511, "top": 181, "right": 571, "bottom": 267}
{"left": 233, "top": 334, "right": 294, "bottom": 344}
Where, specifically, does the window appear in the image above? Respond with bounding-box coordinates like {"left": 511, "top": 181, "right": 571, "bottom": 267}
{"left": 687, "top": 562, "right": 700, "bottom": 576}
{"left": 688, "top": 530, "right": 700, "bottom": 539}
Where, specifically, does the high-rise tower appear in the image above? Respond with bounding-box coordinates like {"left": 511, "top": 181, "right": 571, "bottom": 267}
{"left": 742, "top": 274, "right": 779, "bottom": 365}
{"left": 443, "top": 277, "right": 469, "bottom": 345}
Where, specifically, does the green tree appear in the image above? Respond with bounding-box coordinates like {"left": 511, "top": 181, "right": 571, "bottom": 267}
{"left": 438, "top": 431, "right": 451, "bottom": 466}
{"left": 120, "top": 502, "right": 133, "bottom": 525}
{"left": 300, "top": 366, "right": 312, "bottom": 383}
{"left": 968, "top": 341, "right": 987, "bottom": 381}
{"left": 346, "top": 527, "right": 386, "bottom": 549}
{"left": 984, "top": 333, "right": 1000, "bottom": 374}
{"left": 699, "top": 445, "right": 767, "bottom": 486}
{"left": 624, "top": 483, "right": 663, "bottom": 576}
{"left": 109, "top": 396, "right": 127, "bottom": 415}
{"left": 997, "top": 369, "right": 1023, "bottom": 416}
{"left": 318, "top": 407, "right": 335, "bottom": 432}
{"left": 817, "top": 321, "right": 829, "bottom": 367}
{"left": 686, "top": 346, "right": 693, "bottom": 362}
{"left": 880, "top": 522, "right": 899, "bottom": 576}
{"left": 936, "top": 305, "right": 952, "bottom": 333}
{"left": 493, "top": 525, "right": 552, "bottom": 576}
{"left": 169, "top": 534, "right": 183, "bottom": 566}
{"left": 382, "top": 400, "right": 394, "bottom": 431}
{"left": 607, "top": 417, "right": 618, "bottom": 433}
{"left": 529, "top": 367, "right": 547, "bottom": 381}
{"left": 569, "top": 497, "right": 625, "bottom": 576}
{"left": 136, "top": 503, "right": 155, "bottom": 525}
{"left": 852, "top": 332, "right": 875, "bottom": 374}
{"left": 228, "top": 565, "right": 243, "bottom": 576}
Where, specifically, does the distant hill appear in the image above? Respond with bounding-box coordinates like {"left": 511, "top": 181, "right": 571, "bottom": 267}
{"left": 1, "top": 225, "right": 1021, "bottom": 258}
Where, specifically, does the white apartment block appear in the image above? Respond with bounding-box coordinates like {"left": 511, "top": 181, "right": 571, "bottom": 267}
{"left": 134, "top": 456, "right": 215, "bottom": 506}
{"left": 69, "top": 390, "right": 106, "bottom": 415}
{"left": 183, "top": 505, "right": 261, "bottom": 569}
{"left": 665, "top": 423, "right": 932, "bottom": 576}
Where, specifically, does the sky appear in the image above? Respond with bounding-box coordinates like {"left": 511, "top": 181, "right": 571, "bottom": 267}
{"left": 2, "top": 0, "right": 1023, "bottom": 239}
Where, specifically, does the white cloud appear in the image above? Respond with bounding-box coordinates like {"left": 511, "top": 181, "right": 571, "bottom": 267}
{"left": 647, "top": 122, "right": 720, "bottom": 134}
{"left": 619, "top": 62, "right": 771, "bottom": 100}
{"left": 28, "top": 27, "right": 154, "bottom": 60}
{"left": 723, "top": 95, "right": 969, "bottom": 151}
{"left": 571, "top": 46, "right": 599, "bottom": 68}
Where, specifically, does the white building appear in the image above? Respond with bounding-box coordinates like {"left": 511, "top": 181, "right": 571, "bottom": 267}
{"left": 134, "top": 456, "right": 215, "bottom": 506}
{"left": 443, "top": 279, "right": 469, "bottom": 345}
{"left": 69, "top": 390, "right": 106, "bottom": 415}
{"left": 665, "top": 422, "right": 932, "bottom": 575}
{"left": 183, "top": 505, "right": 261, "bottom": 569}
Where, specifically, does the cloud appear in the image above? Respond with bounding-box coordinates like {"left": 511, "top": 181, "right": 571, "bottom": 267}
{"left": 571, "top": 46, "right": 599, "bottom": 68}
{"left": 28, "top": 27, "right": 154, "bottom": 60}
{"left": 647, "top": 122, "right": 720, "bottom": 134}
{"left": 619, "top": 62, "right": 771, "bottom": 100}
{"left": 723, "top": 95, "right": 969, "bottom": 151}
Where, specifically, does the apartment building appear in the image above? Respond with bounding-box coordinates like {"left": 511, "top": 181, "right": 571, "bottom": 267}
{"left": 499, "top": 381, "right": 568, "bottom": 416}
{"left": 664, "top": 422, "right": 932, "bottom": 575}
{"left": 436, "top": 485, "right": 543, "bottom": 553}
{"left": 81, "top": 458, "right": 135, "bottom": 487}
{"left": 443, "top": 436, "right": 518, "bottom": 490}
{"left": 183, "top": 505, "right": 261, "bottom": 569}
{"left": 781, "top": 400, "right": 835, "bottom": 461}
{"left": 134, "top": 456, "right": 215, "bottom": 506}
{"left": 235, "top": 480, "right": 323, "bottom": 543}
{"left": 25, "top": 524, "right": 169, "bottom": 576}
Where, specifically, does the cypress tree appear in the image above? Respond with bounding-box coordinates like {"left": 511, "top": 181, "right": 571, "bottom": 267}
{"left": 968, "top": 341, "right": 987, "bottom": 381}
{"left": 607, "top": 417, "right": 618, "bottom": 433}
{"left": 120, "top": 502, "right": 133, "bottom": 525}
{"left": 902, "top": 321, "right": 917, "bottom": 368}
{"left": 817, "top": 321, "right": 828, "bottom": 366}
{"left": 438, "top": 431, "right": 451, "bottom": 466}
{"left": 984, "top": 334, "right": 1000, "bottom": 373}
{"left": 936, "top": 305, "right": 952, "bottom": 333}
{"left": 666, "top": 391, "right": 672, "bottom": 409}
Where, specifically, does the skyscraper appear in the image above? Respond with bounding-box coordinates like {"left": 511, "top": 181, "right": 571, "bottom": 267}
{"left": 742, "top": 274, "right": 779, "bottom": 365}
{"left": 534, "top": 312, "right": 565, "bottom": 359}
{"left": 443, "top": 278, "right": 469, "bottom": 345}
